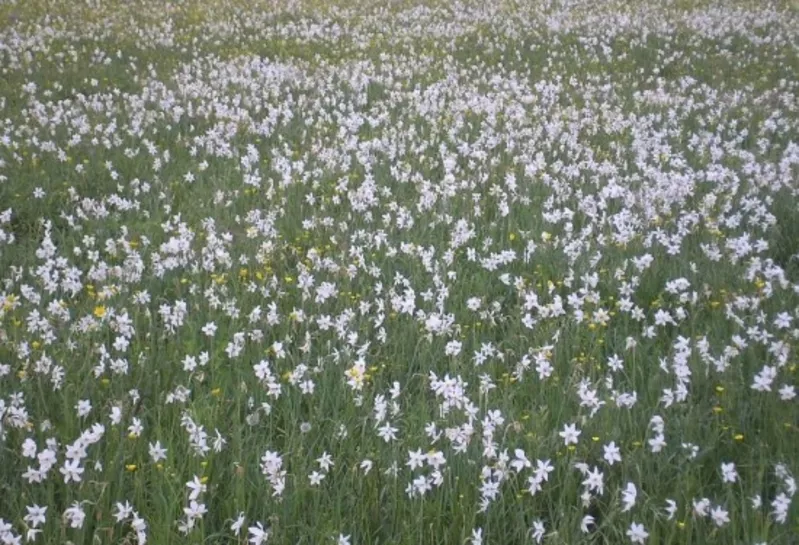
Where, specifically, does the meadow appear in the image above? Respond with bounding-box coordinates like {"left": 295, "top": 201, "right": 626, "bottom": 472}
{"left": 0, "top": 0, "right": 798, "bottom": 543}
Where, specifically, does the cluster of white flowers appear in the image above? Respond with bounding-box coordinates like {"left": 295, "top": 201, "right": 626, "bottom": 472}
{"left": 0, "top": 0, "right": 797, "bottom": 543}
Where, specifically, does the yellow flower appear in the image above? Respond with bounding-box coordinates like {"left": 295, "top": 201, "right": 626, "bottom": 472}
{"left": 93, "top": 305, "right": 106, "bottom": 318}
{"left": 126, "top": 464, "right": 137, "bottom": 472}
{"left": 2, "top": 294, "right": 17, "bottom": 311}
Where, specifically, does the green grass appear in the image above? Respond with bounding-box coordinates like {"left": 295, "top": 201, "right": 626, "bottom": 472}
{"left": 0, "top": 0, "right": 798, "bottom": 544}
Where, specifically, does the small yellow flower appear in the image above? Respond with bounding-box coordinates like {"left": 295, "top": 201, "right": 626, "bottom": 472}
{"left": 211, "top": 388, "right": 222, "bottom": 397}
{"left": 2, "top": 294, "right": 17, "bottom": 311}
{"left": 734, "top": 434, "right": 744, "bottom": 441}
{"left": 126, "top": 464, "right": 137, "bottom": 472}
{"left": 93, "top": 305, "right": 106, "bottom": 318}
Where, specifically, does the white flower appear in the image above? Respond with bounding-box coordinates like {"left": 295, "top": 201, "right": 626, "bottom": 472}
{"left": 183, "top": 500, "right": 207, "bottom": 520}
{"left": 721, "top": 462, "right": 738, "bottom": 483}
{"left": 23, "top": 505, "right": 47, "bottom": 528}
{"left": 559, "top": 423, "right": 581, "bottom": 445}
{"left": 778, "top": 385, "right": 796, "bottom": 400}
{"left": 621, "top": 482, "right": 637, "bottom": 512}
{"left": 711, "top": 505, "right": 730, "bottom": 527}
{"left": 626, "top": 522, "right": 648, "bottom": 544}
{"left": 248, "top": 522, "right": 270, "bottom": 545}
{"left": 407, "top": 449, "right": 426, "bottom": 470}
{"left": 231, "top": 512, "right": 245, "bottom": 536}
{"left": 186, "top": 475, "right": 206, "bottom": 501}
{"left": 317, "top": 451, "right": 334, "bottom": 472}
{"left": 664, "top": 499, "right": 677, "bottom": 520}
{"left": 582, "top": 466, "right": 605, "bottom": 495}
{"left": 529, "top": 520, "right": 545, "bottom": 543}
{"left": 113, "top": 501, "right": 134, "bottom": 522}
{"left": 469, "top": 527, "right": 483, "bottom": 545}
{"left": 376, "top": 422, "right": 399, "bottom": 442}
{"left": 202, "top": 322, "right": 217, "bottom": 336}
{"left": 360, "top": 459, "right": 373, "bottom": 474}
{"left": 148, "top": 441, "right": 167, "bottom": 462}
{"left": 75, "top": 399, "right": 92, "bottom": 418}
{"left": 603, "top": 441, "right": 622, "bottom": 466}
{"left": 59, "top": 460, "right": 84, "bottom": 484}
{"left": 445, "top": 340, "right": 462, "bottom": 356}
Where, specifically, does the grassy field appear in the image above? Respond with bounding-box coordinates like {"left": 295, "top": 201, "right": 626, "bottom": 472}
{"left": 0, "top": 0, "right": 798, "bottom": 543}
